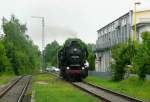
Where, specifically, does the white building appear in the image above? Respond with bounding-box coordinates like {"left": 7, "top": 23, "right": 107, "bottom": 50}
{"left": 95, "top": 10, "right": 150, "bottom": 72}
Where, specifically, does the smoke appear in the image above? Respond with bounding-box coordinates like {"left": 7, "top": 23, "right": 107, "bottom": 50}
{"left": 45, "top": 25, "right": 78, "bottom": 44}
{"left": 27, "top": 23, "right": 78, "bottom": 49}
{"left": 46, "top": 25, "right": 77, "bottom": 37}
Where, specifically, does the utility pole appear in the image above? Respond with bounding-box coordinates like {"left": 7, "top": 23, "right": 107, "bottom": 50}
{"left": 31, "top": 16, "right": 45, "bottom": 72}
{"left": 134, "top": 2, "right": 141, "bottom": 42}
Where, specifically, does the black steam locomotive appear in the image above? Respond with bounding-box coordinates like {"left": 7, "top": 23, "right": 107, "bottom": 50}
{"left": 58, "top": 39, "right": 88, "bottom": 81}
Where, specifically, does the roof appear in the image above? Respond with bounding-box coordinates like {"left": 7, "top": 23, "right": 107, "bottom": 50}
{"left": 97, "top": 11, "right": 132, "bottom": 32}
{"left": 136, "top": 9, "right": 150, "bottom": 13}
{"left": 97, "top": 9, "right": 150, "bottom": 33}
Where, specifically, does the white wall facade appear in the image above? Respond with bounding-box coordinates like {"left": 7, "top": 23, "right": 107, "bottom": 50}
{"left": 95, "top": 10, "right": 150, "bottom": 72}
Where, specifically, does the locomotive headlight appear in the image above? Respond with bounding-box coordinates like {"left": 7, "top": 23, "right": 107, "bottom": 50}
{"left": 73, "top": 48, "right": 77, "bottom": 51}
{"left": 82, "top": 67, "right": 85, "bottom": 70}
{"left": 66, "top": 67, "right": 70, "bottom": 70}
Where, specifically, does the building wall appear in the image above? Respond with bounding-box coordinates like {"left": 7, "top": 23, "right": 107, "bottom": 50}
{"left": 136, "top": 10, "right": 150, "bottom": 23}
{"left": 136, "top": 10, "right": 150, "bottom": 42}
{"left": 137, "top": 24, "right": 150, "bottom": 42}
{"left": 95, "top": 10, "right": 150, "bottom": 72}
{"left": 95, "top": 12, "right": 132, "bottom": 72}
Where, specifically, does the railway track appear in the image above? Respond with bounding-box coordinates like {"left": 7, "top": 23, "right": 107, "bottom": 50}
{"left": 72, "top": 81, "right": 144, "bottom": 102}
{"left": 49, "top": 72, "right": 144, "bottom": 102}
{"left": 0, "top": 75, "right": 32, "bottom": 102}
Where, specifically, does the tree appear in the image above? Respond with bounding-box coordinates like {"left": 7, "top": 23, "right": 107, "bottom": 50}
{"left": 2, "top": 15, "right": 40, "bottom": 75}
{"left": 111, "top": 40, "right": 136, "bottom": 81}
{"left": 133, "top": 32, "right": 150, "bottom": 80}
{"left": 0, "top": 41, "right": 11, "bottom": 74}
{"left": 44, "top": 40, "right": 60, "bottom": 67}
{"left": 87, "top": 44, "right": 95, "bottom": 70}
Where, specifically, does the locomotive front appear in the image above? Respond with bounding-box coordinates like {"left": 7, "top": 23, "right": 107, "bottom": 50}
{"left": 58, "top": 40, "right": 88, "bottom": 81}
{"left": 66, "top": 41, "right": 84, "bottom": 67}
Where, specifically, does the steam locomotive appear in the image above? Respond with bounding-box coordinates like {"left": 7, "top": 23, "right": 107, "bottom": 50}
{"left": 58, "top": 39, "right": 89, "bottom": 81}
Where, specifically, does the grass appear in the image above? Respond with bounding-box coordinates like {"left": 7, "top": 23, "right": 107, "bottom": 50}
{"left": 33, "top": 73, "right": 100, "bottom": 102}
{"left": 84, "top": 76, "right": 150, "bottom": 101}
{"left": 0, "top": 74, "right": 16, "bottom": 85}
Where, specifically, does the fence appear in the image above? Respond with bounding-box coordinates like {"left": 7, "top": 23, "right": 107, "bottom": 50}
{"left": 88, "top": 71, "right": 150, "bottom": 80}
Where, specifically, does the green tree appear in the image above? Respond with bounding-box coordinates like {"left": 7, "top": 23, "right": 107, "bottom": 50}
{"left": 87, "top": 44, "right": 95, "bottom": 70}
{"left": 2, "top": 15, "right": 40, "bottom": 75}
{"left": 133, "top": 32, "right": 150, "bottom": 80}
{"left": 0, "top": 41, "right": 11, "bottom": 74}
{"left": 44, "top": 40, "right": 60, "bottom": 67}
{"left": 111, "top": 40, "right": 136, "bottom": 81}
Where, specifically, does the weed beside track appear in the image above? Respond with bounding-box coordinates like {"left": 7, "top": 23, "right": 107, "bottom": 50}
{"left": 33, "top": 73, "right": 101, "bottom": 102}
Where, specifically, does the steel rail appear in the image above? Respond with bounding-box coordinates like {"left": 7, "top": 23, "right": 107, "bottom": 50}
{"left": 71, "top": 82, "right": 111, "bottom": 102}
{"left": 17, "top": 75, "right": 32, "bottom": 102}
{"left": 72, "top": 81, "right": 144, "bottom": 102}
{"left": 83, "top": 81, "right": 143, "bottom": 102}
{"left": 0, "top": 76, "right": 24, "bottom": 98}
{"left": 50, "top": 72, "right": 143, "bottom": 102}
{"left": 49, "top": 72, "right": 108, "bottom": 101}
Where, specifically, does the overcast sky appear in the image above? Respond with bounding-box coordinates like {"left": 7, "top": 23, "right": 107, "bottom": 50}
{"left": 0, "top": 0, "right": 150, "bottom": 49}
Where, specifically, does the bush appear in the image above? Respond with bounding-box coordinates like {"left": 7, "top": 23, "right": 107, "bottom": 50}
{"left": 111, "top": 32, "right": 150, "bottom": 81}
{"left": 111, "top": 40, "right": 136, "bottom": 81}
{"left": 133, "top": 32, "right": 150, "bottom": 80}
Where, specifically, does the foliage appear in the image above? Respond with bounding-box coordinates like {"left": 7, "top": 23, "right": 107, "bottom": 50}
{"left": 111, "top": 40, "right": 136, "bottom": 81}
{"left": 44, "top": 40, "right": 60, "bottom": 67}
{"left": 111, "top": 32, "right": 150, "bottom": 81}
{"left": 133, "top": 32, "right": 150, "bottom": 80}
{"left": 0, "top": 15, "right": 40, "bottom": 75}
{"left": 0, "top": 74, "right": 16, "bottom": 85}
{"left": 87, "top": 44, "right": 95, "bottom": 70}
{"left": 0, "top": 41, "right": 11, "bottom": 74}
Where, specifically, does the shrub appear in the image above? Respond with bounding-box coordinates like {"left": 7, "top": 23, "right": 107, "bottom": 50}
{"left": 133, "top": 32, "right": 150, "bottom": 80}
{"left": 111, "top": 40, "right": 136, "bottom": 81}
